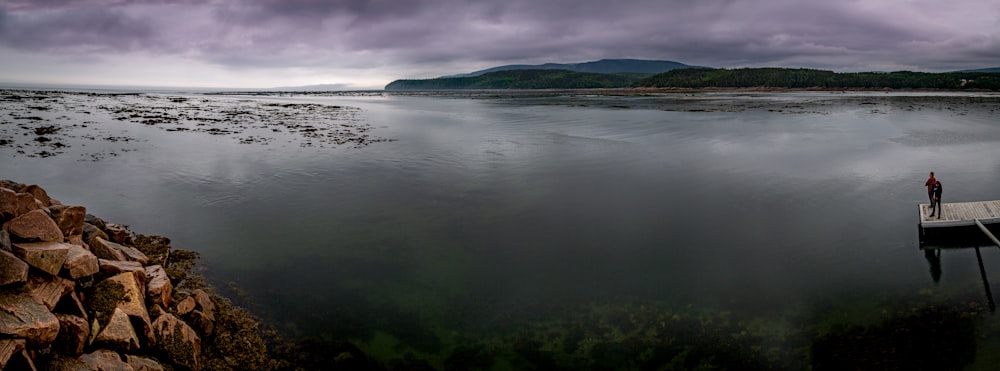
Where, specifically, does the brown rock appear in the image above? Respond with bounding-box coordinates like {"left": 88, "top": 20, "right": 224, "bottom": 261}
{"left": 90, "top": 237, "right": 148, "bottom": 265}
{"left": 11, "top": 241, "right": 71, "bottom": 276}
{"left": 51, "top": 205, "right": 86, "bottom": 237}
{"left": 89, "top": 237, "right": 126, "bottom": 261}
{"left": 89, "top": 273, "right": 152, "bottom": 347}
{"left": 78, "top": 349, "right": 132, "bottom": 371}
{"left": 0, "top": 249, "right": 28, "bottom": 286}
{"left": 94, "top": 307, "right": 140, "bottom": 352}
{"left": 98, "top": 259, "right": 146, "bottom": 283}
{"left": 6, "top": 209, "right": 63, "bottom": 242}
{"left": 63, "top": 245, "right": 99, "bottom": 279}
{"left": 188, "top": 309, "right": 214, "bottom": 337}
{"left": 55, "top": 314, "right": 89, "bottom": 356}
{"left": 176, "top": 296, "right": 196, "bottom": 315}
{"left": 20, "top": 184, "right": 51, "bottom": 207}
{"left": 66, "top": 234, "right": 85, "bottom": 247}
{"left": 0, "top": 188, "right": 17, "bottom": 218}
{"left": 85, "top": 214, "right": 106, "bottom": 229}
{"left": 0, "top": 338, "right": 26, "bottom": 369}
{"left": 82, "top": 223, "right": 109, "bottom": 245}
{"left": 104, "top": 223, "right": 133, "bottom": 245}
{"left": 27, "top": 273, "right": 74, "bottom": 310}
{"left": 0, "top": 180, "right": 23, "bottom": 190}
{"left": 0, "top": 286, "right": 59, "bottom": 345}
{"left": 192, "top": 289, "right": 216, "bottom": 319}
{"left": 145, "top": 265, "right": 172, "bottom": 308}
{"left": 152, "top": 313, "right": 201, "bottom": 371}
{"left": 127, "top": 355, "right": 164, "bottom": 371}
{"left": 15, "top": 193, "right": 39, "bottom": 216}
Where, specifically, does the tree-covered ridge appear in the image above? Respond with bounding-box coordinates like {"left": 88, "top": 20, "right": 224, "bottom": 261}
{"left": 385, "top": 69, "right": 641, "bottom": 90}
{"left": 637, "top": 68, "right": 1000, "bottom": 90}
{"left": 385, "top": 67, "right": 1000, "bottom": 91}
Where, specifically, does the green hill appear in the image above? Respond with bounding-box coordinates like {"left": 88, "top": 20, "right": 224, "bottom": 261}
{"left": 385, "top": 69, "right": 640, "bottom": 90}
{"left": 447, "top": 59, "right": 704, "bottom": 78}
{"left": 636, "top": 68, "right": 1000, "bottom": 90}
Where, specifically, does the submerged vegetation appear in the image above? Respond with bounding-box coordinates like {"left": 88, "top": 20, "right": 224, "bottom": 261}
{"left": 134, "top": 227, "right": 995, "bottom": 370}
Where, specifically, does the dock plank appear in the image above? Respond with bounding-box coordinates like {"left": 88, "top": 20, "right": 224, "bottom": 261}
{"left": 919, "top": 200, "right": 1000, "bottom": 228}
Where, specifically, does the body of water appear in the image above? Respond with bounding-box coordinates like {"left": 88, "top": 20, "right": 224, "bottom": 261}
{"left": 3, "top": 90, "right": 1000, "bottom": 368}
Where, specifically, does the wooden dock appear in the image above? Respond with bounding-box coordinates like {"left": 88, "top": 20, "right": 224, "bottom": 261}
{"left": 919, "top": 200, "right": 1000, "bottom": 228}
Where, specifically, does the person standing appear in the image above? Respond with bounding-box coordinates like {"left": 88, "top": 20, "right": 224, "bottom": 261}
{"left": 924, "top": 172, "right": 937, "bottom": 205}
{"left": 930, "top": 180, "right": 943, "bottom": 219}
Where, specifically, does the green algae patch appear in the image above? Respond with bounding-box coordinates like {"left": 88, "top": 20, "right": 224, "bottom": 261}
{"left": 203, "top": 296, "right": 274, "bottom": 370}
{"left": 132, "top": 234, "right": 171, "bottom": 266}
{"left": 87, "top": 279, "right": 126, "bottom": 327}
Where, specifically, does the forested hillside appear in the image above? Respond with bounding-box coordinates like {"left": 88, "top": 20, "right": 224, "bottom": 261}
{"left": 637, "top": 68, "right": 1000, "bottom": 90}
{"left": 385, "top": 67, "right": 1000, "bottom": 91}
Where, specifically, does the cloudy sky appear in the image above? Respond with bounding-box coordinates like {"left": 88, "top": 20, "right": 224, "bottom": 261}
{"left": 1, "top": 0, "right": 997, "bottom": 89}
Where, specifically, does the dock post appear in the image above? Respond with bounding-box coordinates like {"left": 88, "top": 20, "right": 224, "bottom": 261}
{"left": 975, "top": 219, "right": 1000, "bottom": 249}
{"left": 975, "top": 246, "right": 997, "bottom": 312}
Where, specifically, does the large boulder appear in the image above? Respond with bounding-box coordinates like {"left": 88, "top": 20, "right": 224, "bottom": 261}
{"left": 98, "top": 259, "right": 146, "bottom": 284}
{"left": 190, "top": 290, "right": 217, "bottom": 336}
{"left": 89, "top": 273, "right": 152, "bottom": 346}
{"left": 5, "top": 209, "right": 63, "bottom": 242}
{"left": 152, "top": 313, "right": 201, "bottom": 371}
{"left": 55, "top": 314, "right": 89, "bottom": 356}
{"left": 11, "top": 241, "right": 71, "bottom": 276}
{"left": 176, "top": 296, "right": 196, "bottom": 316}
{"left": 20, "top": 184, "right": 51, "bottom": 207}
{"left": 0, "top": 188, "right": 38, "bottom": 219}
{"left": 0, "top": 249, "right": 28, "bottom": 286}
{"left": 192, "top": 290, "right": 216, "bottom": 318}
{"left": 93, "top": 307, "right": 140, "bottom": 352}
{"left": 50, "top": 205, "right": 87, "bottom": 237}
{"left": 0, "top": 287, "right": 59, "bottom": 345}
{"left": 26, "top": 273, "right": 74, "bottom": 310}
{"left": 90, "top": 237, "right": 149, "bottom": 265}
{"left": 145, "top": 265, "right": 172, "bottom": 308}
{"left": 63, "top": 245, "right": 99, "bottom": 279}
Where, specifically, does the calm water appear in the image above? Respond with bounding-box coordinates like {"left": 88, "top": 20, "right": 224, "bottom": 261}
{"left": 4, "top": 90, "right": 1000, "bottom": 367}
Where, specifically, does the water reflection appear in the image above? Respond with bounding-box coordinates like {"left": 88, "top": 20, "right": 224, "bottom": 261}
{"left": 920, "top": 225, "right": 1000, "bottom": 312}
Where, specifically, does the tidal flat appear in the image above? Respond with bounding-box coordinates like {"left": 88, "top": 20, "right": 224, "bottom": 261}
{"left": 3, "top": 89, "right": 1000, "bottom": 369}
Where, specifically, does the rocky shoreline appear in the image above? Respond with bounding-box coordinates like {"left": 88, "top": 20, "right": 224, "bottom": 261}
{"left": 0, "top": 180, "right": 271, "bottom": 370}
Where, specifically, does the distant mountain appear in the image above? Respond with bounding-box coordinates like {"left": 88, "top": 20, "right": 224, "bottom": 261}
{"left": 445, "top": 59, "right": 706, "bottom": 78}
{"left": 958, "top": 67, "right": 1000, "bottom": 73}
{"left": 385, "top": 58, "right": 707, "bottom": 90}
{"left": 385, "top": 69, "right": 641, "bottom": 91}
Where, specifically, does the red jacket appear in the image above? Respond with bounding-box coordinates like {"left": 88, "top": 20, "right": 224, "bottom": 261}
{"left": 925, "top": 176, "right": 937, "bottom": 192}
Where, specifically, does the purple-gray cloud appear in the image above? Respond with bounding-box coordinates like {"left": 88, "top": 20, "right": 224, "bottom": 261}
{"left": 1, "top": 0, "right": 997, "bottom": 88}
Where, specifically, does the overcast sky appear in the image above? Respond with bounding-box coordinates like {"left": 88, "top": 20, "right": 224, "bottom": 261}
{"left": 1, "top": 0, "right": 997, "bottom": 89}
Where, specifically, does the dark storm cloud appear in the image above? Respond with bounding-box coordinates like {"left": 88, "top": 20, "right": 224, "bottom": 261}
{"left": 1, "top": 0, "right": 997, "bottom": 82}
{"left": 0, "top": 4, "right": 155, "bottom": 53}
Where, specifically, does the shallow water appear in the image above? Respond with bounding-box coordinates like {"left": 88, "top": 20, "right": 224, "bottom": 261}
{"left": 3, "top": 90, "right": 1000, "bottom": 367}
